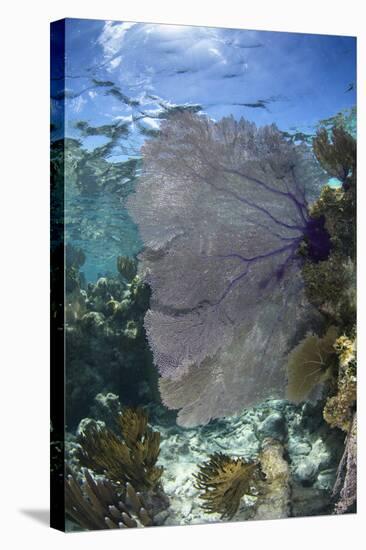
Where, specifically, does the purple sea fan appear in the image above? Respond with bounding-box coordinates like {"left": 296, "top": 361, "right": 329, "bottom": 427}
{"left": 127, "top": 112, "right": 328, "bottom": 427}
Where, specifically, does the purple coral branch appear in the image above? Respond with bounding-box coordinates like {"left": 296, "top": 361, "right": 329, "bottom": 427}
{"left": 211, "top": 241, "right": 301, "bottom": 307}
{"left": 191, "top": 142, "right": 309, "bottom": 223}
{"left": 222, "top": 166, "right": 308, "bottom": 214}
{"left": 214, "top": 267, "right": 250, "bottom": 306}
{"left": 290, "top": 165, "right": 309, "bottom": 208}
{"left": 212, "top": 242, "right": 299, "bottom": 265}
{"left": 251, "top": 220, "right": 303, "bottom": 241}
{"left": 209, "top": 177, "right": 306, "bottom": 232}
{"left": 178, "top": 150, "right": 307, "bottom": 233}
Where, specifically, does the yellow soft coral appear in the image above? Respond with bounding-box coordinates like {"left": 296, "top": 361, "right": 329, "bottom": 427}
{"left": 323, "top": 333, "right": 356, "bottom": 431}
{"left": 193, "top": 453, "right": 263, "bottom": 520}
{"left": 334, "top": 335, "right": 356, "bottom": 367}
{"left": 77, "top": 408, "right": 163, "bottom": 491}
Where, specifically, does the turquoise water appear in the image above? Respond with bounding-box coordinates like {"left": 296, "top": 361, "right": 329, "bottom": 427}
{"left": 65, "top": 184, "right": 142, "bottom": 281}
{"left": 63, "top": 106, "right": 355, "bottom": 281}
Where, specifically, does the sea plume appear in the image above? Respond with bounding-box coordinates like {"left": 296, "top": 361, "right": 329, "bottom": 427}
{"left": 128, "top": 112, "right": 328, "bottom": 427}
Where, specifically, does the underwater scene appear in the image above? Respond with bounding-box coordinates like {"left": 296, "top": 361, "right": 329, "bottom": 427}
{"left": 50, "top": 19, "right": 357, "bottom": 531}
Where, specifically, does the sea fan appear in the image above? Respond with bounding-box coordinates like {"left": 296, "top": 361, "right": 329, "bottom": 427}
{"left": 286, "top": 326, "right": 338, "bottom": 403}
{"left": 128, "top": 112, "right": 328, "bottom": 427}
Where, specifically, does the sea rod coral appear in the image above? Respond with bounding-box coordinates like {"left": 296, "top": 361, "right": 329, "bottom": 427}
{"left": 128, "top": 112, "right": 329, "bottom": 427}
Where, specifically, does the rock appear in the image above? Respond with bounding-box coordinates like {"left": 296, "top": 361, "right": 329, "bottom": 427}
{"left": 181, "top": 500, "right": 192, "bottom": 517}
{"left": 293, "top": 458, "right": 318, "bottom": 486}
{"left": 95, "top": 277, "right": 108, "bottom": 292}
{"left": 287, "top": 440, "right": 312, "bottom": 456}
{"left": 317, "top": 469, "right": 337, "bottom": 491}
{"left": 291, "top": 485, "right": 331, "bottom": 517}
{"left": 254, "top": 439, "right": 291, "bottom": 520}
{"left": 310, "top": 438, "right": 333, "bottom": 470}
{"left": 76, "top": 417, "right": 105, "bottom": 437}
{"left": 94, "top": 392, "right": 120, "bottom": 414}
{"left": 80, "top": 311, "right": 105, "bottom": 331}
{"left": 124, "top": 320, "right": 139, "bottom": 340}
{"left": 154, "top": 509, "right": 170, "bottom": 525}
{"left": 90, "top": 392, "right": 122, "bottom": 431}
{"left": 258, "top": 412, "right": 286, "bottom": 441}
{"left": 118, "top": 299, "right": 130, "bottom": 314}
{"left": 235, "top": 429, "right": 260, "bottom": 455}
{"left": 299, "top": 402, "right": 324, "bottom": 432}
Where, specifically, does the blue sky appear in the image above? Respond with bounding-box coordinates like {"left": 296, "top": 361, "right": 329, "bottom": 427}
{"left": 52, "top": 18, "right": 356, "bottom": 156}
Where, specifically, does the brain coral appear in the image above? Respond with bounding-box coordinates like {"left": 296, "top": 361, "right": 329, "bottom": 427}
{"left": 128, "top": 112, "right": 328, "bottom": 427}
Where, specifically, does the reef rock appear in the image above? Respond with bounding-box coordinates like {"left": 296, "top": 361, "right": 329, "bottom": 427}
{"left": 255, "top": 439, "right": 291, "bottom": 520}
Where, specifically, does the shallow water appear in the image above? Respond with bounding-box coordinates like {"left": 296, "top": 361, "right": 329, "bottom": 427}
{"left": 51, "top": 19, "right": 357, "bottom": 530}
{"left": 52, "top": 20, "right": 356, "bottom": 281}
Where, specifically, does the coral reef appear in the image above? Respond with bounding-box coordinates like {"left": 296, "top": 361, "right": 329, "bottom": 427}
{"left": 89, "top": 392, "right": 123, "bottom": 432}
{"left": 254, "top": 439, "right": 291, "bottom": 520}
{"left": 66, "top": 469, "right": 156, "bottom": 529}
{"left": 117, "top": 256, "right": 138, "bottom": 281}
{"left": 193, "top": 453, "right": 263, "bottom": 519}
{"left": 77, "top": 407, "right": 163, "bottom": 491}
{"left": 308, "top": 131, "right": 356, "bottom": 372}
{"left": 312, "top": 126, "right": 356, "bottom": 190}
{"left": 65, "top": 252, "right": 159, "bottom": 427}
{"left": 193, "top": 439, "right": 292, "bottom": 521}
{"left": 334, "top": 334, "right": 356, "bottom": 367}
{"left": 317, "top": 107, "right": 356, "bottom": 138}
{"left": 65, "top": 403, "right": 170, "bottom": 531}
{"left": 309, "top": 187, "right": 355, "bottom": 259}
{"left": 301, "top": 126, "right": 356, "bottom": 330}
{"left": 323, "top": 334, "right": 356, "bottom": 432}
{"left": 286, "top": 326, "right": 338, "bottom": 403}
{"left": 300, "top": 179, "right": 356, "bottom": 332}
{"left": 296, "top": 124, "right": 357, "bottom": 514}
{"left": 62, "top": 114, "right": 357, "bottom": 524}
{"left": 332, "top": 413, "right": 357, "bottom": 514}
{"left": 67, "top": 395, "right": 344, "bottom": 527}
{"left": 302, "top": 254, "right": 355, "bottom": 329}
